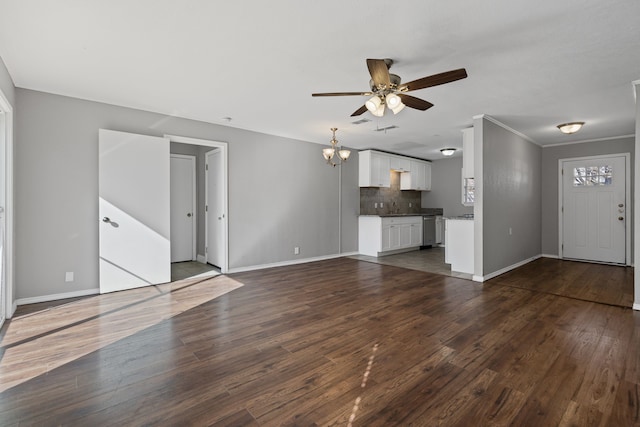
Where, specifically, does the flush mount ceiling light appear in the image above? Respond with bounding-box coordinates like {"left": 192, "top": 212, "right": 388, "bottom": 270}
{"left": 322, "top": 128, "right": 350, "bottom": 167}
{"left": 440, "top": 148, "right": 456, "bottom": 156}
{"left": 557, "top": 121, "right": 585, "bottom": 134}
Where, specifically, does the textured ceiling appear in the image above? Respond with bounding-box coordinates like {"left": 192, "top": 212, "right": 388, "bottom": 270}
{"left": 1, "top": 0, "right": 639, "bottom": 160}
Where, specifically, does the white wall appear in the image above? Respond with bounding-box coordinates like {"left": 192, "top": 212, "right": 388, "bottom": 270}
{"left": 478, "top": 117, "right": 542, "bottom": 276}
{"left": 421, "top": 156, "right": 474, "bottom": 217}
{"left": 15, "top": 89, "right": 359, "bottom": 300}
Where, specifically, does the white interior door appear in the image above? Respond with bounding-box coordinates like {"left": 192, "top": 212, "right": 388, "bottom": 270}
{"left": 206, "top": 149, "right": 225, "bottom": 268}
{"left": 170, "top": 155, "right": 195, "bottom": 262}
{"left": 562, "top": 155, "right": 627, "bottom": 264}
{"left": 99, "top": 129, "right": 171, "bottom": 293}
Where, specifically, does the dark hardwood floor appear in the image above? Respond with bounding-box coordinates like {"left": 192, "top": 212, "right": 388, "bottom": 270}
{"left": 0, "top": 258, "right": 638, "bottom": 426}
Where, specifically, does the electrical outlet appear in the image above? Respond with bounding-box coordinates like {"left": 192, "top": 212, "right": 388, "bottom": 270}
{"left": 380, "top": 202, "right": 384, "bottom": 208}
{"left": 374, "top": 202, "right": 378, "bottom": 208}
{"left": 509, "top": 227, "right": 512, "bottom": 236}
{"left": 409, "top": 203, "right": 412, "bottom": 208}
{"left": 65, "top": 272, "right": 74, "bottom": 282}
{"left": 294, "top": 246, "right": 300, "bottom": 255}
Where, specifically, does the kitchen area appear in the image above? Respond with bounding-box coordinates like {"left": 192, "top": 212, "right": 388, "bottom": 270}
{"left": 354, "top": 128, "right": 475, "bottom": 279}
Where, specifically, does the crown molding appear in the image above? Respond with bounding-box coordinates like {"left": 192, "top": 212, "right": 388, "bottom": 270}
{"left": 473, "top": 114, "right": 538, "bottom": 145}
{"left": 542, "top": 134, "right": 635, "bottom": 148}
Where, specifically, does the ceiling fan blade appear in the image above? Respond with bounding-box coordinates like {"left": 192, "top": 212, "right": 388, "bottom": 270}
{"left": 351, "top": 105, "right": 368, "bottom": 116}
{"left": 312, "top": 92, "right": 372, "bottom": 97}
{"left": 367, "top": 59, "right": 391, "bottom": 89}
{"left": 398, "top": 94, "right": 434, "bottom": 111}
{"left": 400, "top": 68, "right": 468, "bottom": 92}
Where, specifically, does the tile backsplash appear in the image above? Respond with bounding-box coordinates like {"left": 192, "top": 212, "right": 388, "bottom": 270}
{"left": 360, "top": 171, "right": 422, "bottom": 215}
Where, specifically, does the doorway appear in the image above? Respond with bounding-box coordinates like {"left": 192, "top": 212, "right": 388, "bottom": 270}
{"left": 559, "top": 153, "right": 630, "bottom": 265}
{"left": 167, "top": 135, "right": 228, "bottom": 273}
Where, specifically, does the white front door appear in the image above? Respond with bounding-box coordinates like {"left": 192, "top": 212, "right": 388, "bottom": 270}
{"left": 561, "top": 155, "right": 627, "bottom": 264}
{"left": 170, "top": 155, "right": 195, "bottom": 262}
{"left": 99, "top": 129, "right": 171, "bottom": 293}
{"left": 206, "top": 149, "right": 225, "bottom": 268}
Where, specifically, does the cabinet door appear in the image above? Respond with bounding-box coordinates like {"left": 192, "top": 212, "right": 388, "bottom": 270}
{"left": 423, "top": 162, "right": 431, "bottom": 191}
{"left": 359, "top": 151, "right": 390, "bottom": 188}
{"left": 371, "top": 153, "right": 391, "bottom": 187}
{"left": 389, "top": 225, "right": 401, "bottom": 249}
{"left": 399, "top": 224, "right": 412, "bottom": 247}
{"left": 381, "top": 225, "right": 392, "bottom": 251}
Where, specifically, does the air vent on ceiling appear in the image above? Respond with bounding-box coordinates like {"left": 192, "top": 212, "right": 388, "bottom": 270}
{"left": 373, "top": 125, "right": 398, "bottom": 132}
{"left": 351, "top": 118, "right": 371, "bottom": 125}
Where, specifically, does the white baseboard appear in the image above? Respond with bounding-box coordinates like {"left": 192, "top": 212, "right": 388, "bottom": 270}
{"left": 196, "top": 254, "right": 206, "bottom": 264}
{"left": 541, "top": 253, "right": 560, "bottom": 259}
{"left": 476, "top": 254, "right": 542, "bottom": 282}
{"left": 227, "top": 252, "right": 359, "bottom": 274}
{"left": 633, "top": 303, "right": 640, "bottom": 311}
{"left": 16, "top": 288, "right": 100, "bottom": 306}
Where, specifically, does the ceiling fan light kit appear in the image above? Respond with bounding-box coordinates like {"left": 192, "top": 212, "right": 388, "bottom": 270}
{"left": 440, "top": 148, "right": 456, "bottom": 156}
{"left": 312, "top": 58, "right": 468, "bottom": 118}
{"left": 557, "top": 121, "right": 585, "bottom": 134}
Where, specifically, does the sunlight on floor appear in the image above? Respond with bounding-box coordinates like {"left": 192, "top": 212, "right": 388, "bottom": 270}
{"left": 0, "top": 275, "right": 243, "bottom": 393}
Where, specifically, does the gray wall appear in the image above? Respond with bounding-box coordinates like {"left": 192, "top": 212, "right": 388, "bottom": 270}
{"left": 480, "top": 118, "right": 542, "bottom": 275}
{"left": 421, "top": 156, "right": 474, "bottom": 217}
{"left": 15, "top": 88, "right": 359, "bottom": 299}
{"left": 541, "top": 137, "right": 635, "bottom": 257}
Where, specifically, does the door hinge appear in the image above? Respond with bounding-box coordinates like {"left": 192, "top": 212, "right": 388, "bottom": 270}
{"left": 561, "top": 206, "right": 563, "bottom": 213}
{"left": 562, "top": 168, "right": 564, "bottom": 175}
{"left": 205, "top": 246, "right": 208, "bottom": 253}
{"left": 206, "top": 164, "right": 208, "bottom": 171}
{"left": 206, "top": 205, "right": 208, "bottom": 212}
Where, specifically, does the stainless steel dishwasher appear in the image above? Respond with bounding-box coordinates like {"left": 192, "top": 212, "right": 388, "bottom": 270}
{"left": 422, "top": 215, "right": 436, "bottom": 247}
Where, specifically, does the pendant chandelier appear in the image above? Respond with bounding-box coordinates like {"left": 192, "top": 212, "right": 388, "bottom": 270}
{"left": 322, "top": 127, "right": 350, "bottom": 167}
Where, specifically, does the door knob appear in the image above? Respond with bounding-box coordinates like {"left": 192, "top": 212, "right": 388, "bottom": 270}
{"left": 619, "top": 216, "right": 624, "bottom": 221}
{"left": 619, "top": 203, "right": 624, "bottom": 208}
{"left": 102, "top": 217, "right": 110, "bottom": 223}
{"left": 187, "top": 213, "right": 192, "bottom": 217}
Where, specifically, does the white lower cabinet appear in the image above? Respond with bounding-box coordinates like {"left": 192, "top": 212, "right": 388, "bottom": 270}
{"left": 359, "top": 216, "right": 423, "bottom": 257}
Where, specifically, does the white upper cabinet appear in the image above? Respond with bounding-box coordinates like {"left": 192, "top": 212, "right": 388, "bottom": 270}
{"left": 389, "top": 156, "right": 410, "bottom": 172}
{"left": 359, "top": 150, "right": 390, "bottom": 187}
{"left": 400, "top": 160, "right": 431, "bottom": 191}
{"left": 359, "top": 150, "right": 431, "bottom": 190}
{"left": 462, "top": 127, "right": 474, "bottom": 178}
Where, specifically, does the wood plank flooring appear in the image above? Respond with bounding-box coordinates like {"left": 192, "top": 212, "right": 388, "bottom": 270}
{"left": 0, "top": 258, "right": 638, "bottom": 426}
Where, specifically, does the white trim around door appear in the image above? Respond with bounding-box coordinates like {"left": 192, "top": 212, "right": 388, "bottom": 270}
{"left": 558, "top": 153, "right": 631, "bottom": 265}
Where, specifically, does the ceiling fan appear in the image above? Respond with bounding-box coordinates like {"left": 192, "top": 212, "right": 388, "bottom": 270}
{"left": 312, "top": 58, "right": 467, "bottom": 117}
